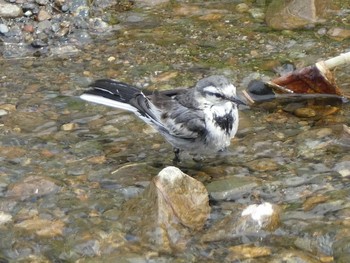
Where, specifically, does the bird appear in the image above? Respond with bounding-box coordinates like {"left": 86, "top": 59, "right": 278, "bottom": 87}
{"left": 80, "top": 75, "right": 246, "bottom": 163}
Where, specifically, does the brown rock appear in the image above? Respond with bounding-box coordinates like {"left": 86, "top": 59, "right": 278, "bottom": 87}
{"left": 23, "top": 24, "right": 34, "bottom": 33}
{"left": 120, "top": 166, "right": 210, "bottom": 252}
{"left": 0, "top": 103, "right": 16, "bottom": 111}
{"left": 37, "top": 9, "right": 51, "bottom": 21}
{"left": 87, "top": 155, "right": 107, "bottom": 164}
{"left": 246, "top": 158, "right": 279, "bottom": 172}
{"left": 226, "top": 245, "right": 272, "bottom": 261}
{"left": 0, "top": 146, "right": 26, "bottom": 159}
{"left": 6, "top": 175, "right": 61, "bottom": 201}
{"left": 198, "top": 13, "right": 223, "bottom": 21}
{"left": 303, "top": 195, "right": 328, "bottom": 211}
{"left": 266, "top": 0, "right": 338, "bottom": 30}
{"left": 15, "top": 218, "right": 65, "bottom": 237}
{"left": 294, "top": 107, "right": 317, "bottom": 118}
{"left": 327, "top": 27, "right": 350, "bottom": 41}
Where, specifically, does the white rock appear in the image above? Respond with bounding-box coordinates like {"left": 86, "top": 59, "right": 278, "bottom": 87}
{"left": 0, "top": 211, "right": 12, "bottom": 225}
{"left": 334, "top": 161, "right": 350, "bottom": 177}
{"left": 0, "top": 1, "right": 23, "bottom": 18}
{"left": 242, "top": 202, "right": 274, "bottom": 226}
{"left": 0, "top": 24, "right": 9, "bottom": 34}
{"left": 157, "top": 166, "right": 185, "bottom": 186}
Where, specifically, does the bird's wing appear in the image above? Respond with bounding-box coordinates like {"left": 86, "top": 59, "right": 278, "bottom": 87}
{"left": 166, "top": 107, "right": 206, "bottom": 139}
{"left": 81, "top": 80, "right": 206, "bottom": 139}
{"left": 150, "top": 91, "right": 206, "bottom": 139}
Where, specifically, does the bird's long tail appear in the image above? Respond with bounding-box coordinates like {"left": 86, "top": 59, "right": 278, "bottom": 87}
{"left": 80, "top": 79, "right": 142, "bottom": 113}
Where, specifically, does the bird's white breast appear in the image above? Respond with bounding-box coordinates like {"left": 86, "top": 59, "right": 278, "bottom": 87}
{"left": 203, "top": 102, "right": 238, "bottom": 151}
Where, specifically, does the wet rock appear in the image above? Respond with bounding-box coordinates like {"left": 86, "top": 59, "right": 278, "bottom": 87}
{"left": 73, "top": 239, "right": 100, "bottom": 257}
{"left": 6, "top": 175, "right": 61, "bottom": 201}
{"left": 241, "top": 202, "right": 280, "bottom": 231}
{"left": 0, "top": 1, "right": 23, "bottom": 18}
{"left": 294, "top": 107, "right": 317, "bottom": 118}
{"left": 61, "top": 122, "right": 79, "bottom": 131}
{"left": 37, "top": 20, "right": 52, "bottom": 32}
{"left": 15, "top": 217, "right": 65, "bottom": 237}
{"left": 134, "top": 0, "right": 169, "bottom": 7}
{"left": 120, "top": 166, "right": 210, "bottom": 252}
{"left": 37, "top": 9, "right": 52, "bottom": 21}
{"left": 108, "top": 163, "right": 157, "bottom": 187}
{"left": 296, "top": 127, "right": 334, "bottom": 158}
{"left": 265, "top": 0, "right": 336, "bottom": 30}
{"left": 0, "top": 109, "right": 8, "bottom": 116}
{"left": 327, "top": 27, "right": 350, "bottom": 41}
{"left": 89, "top": 18, "right": 112, "bottom": 32}
{"left": 68, "top": 0, "right": 89, "bottom": 17}
{"left": 333, "top": 161, "right": 350, "bottom": 177}
{"left": 22, "top": 3, "right": 38, "bottom": 13}
{"left": 272, "top": 249, "right": 325, "bottom": 263}
{"left": 0, "top": 24, "right": 9, "bottom": 34}
{"left": 245, "top": 158, "right": 279, "bottom": 172}
{"left": 0, "top": 211, "right": 12, "bottom": 225}
{"left": 303, "top": 195, "right": 328, "bottom": 211}
{"left": 333, "top": 236, "right": 350, "bottom": 263}
{"left": 23, "top": 24, "right": 34, "bottom": 33}
{"left": 151, "top": 71, "right": 178, "bottom": 83}
{"left": 87, "top": 155, "right": 106, "bottom": 164}
{"left": 0, "top": 146, "right": 26, "bottom": 159}
{"left": 36, "top": 0, "right": 49, "bottom": 5}
{"left": 50, "top": 45, "right": 80, "bottom": 56}
{"left": 226, "top": 244, "right": 272, "bottom": 261}
{"left": 198, "top": 13, "right": 223, "bottom": 21}
{"left": 206, "top": 176, "right": 258, "bottom": 201}
{"left": 249, "top": 8, "right": 265, "bottom": 21}
{"left": 236, "top": 3, "right": 249, "bottom": 13}
{"left": 32, "top": 120, "right": 57, "bottom": 135}
{"left": 202, "top": 202, "right": 280, "bottom": 242}
{"left": 4, "top": 112, "right": 51, "bottom": 132}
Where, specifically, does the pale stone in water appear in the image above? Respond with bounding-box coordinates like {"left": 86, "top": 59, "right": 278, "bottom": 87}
{"left": 0, "top": 1, "right": 23, "bottom": 18}
{"left": 242, "top": 202, "right": 274, "bottom": 227}
{"left": 61, "top": 122, "right": 79, "bottom": 131}
{"left": 201, "top": 202, "right": 281, "bottom": 243}
{"left": 333, "top": 161, "right": 350, "bottom": 177}
{"left": 0, "top": 109, "right": 8, "bottom": 116}
{"left": 236, "top": 3, "right": 249, "bottom": 13}
{"left": 0, "top": 211, "right": 12, "bottom": 225}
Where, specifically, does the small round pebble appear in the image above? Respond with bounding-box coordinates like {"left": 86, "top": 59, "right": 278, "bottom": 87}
{"left": 0, "top": 24, "right": 9, "bottom": 34}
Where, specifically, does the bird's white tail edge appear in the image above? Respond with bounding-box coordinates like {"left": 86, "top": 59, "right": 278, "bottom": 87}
{"left": 80, "top": 94, "right": 137, "bottom": 113}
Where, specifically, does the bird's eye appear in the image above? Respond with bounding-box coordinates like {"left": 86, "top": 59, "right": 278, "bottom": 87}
{"left": 207, "top": 92, "right": 222, "bottom": 98}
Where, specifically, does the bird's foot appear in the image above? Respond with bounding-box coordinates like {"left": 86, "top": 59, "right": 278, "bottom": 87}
{"left": 172, "top": 148, "right": 181, "bottom": 165}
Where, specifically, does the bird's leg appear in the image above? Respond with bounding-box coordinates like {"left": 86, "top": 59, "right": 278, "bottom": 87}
{"left": 173, "top": 148, "right": 181, "bottom": 164}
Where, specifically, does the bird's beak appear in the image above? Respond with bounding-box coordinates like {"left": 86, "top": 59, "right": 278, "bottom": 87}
{"left": 229, "top": 96, "right": 247, "bottom": 106}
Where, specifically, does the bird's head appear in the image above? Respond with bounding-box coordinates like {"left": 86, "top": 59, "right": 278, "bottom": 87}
{"left": 195, "top": 75, "right": 246, "bottom": 106}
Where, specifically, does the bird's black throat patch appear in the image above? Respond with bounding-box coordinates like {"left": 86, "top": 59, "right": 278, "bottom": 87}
{"left": 213, "top": 112, "right": 234, "bottom": 134}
